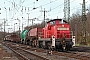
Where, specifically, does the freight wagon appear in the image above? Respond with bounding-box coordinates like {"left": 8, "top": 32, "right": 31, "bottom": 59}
{"left": 21, "top": 19, "right": 73, "bottom": 51}
{"left": 4, "top": 33, "right": 21, "bottom": 43}
{"left": 10, "top": 33, "right": 20, "bottom": 43}
{"left": 4, "top": 35, "right": 11, "bottom": 41}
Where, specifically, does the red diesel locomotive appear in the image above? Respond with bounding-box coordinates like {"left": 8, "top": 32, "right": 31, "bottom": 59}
{"left": 21, "top": 19, "right": 73, "bottom": 51}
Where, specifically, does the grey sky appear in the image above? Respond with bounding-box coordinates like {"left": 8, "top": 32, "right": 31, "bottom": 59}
{"left": 0, "top": 0, "right": 90, "bottom": 32}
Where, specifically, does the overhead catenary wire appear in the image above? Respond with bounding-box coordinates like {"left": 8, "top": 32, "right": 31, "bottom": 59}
{"left": 2, "top": 0, "right": 81, "bottom": 21}
{"left": 3, "top": 0, "right": 90, "bottom": 18}
{"left": 4, "top": 0, "right": 77, "bottom": 19}
{"left": 1, "top": 0, "right": 90, "bottom": 33}
{"left": 33, "top": 0, "right": 83, "bottom": 20}
{"left": 4, "top": 0, "right": 26, "bottom": 18}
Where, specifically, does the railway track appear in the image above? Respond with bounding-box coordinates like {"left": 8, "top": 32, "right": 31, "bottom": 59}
{"left": 2, "top": 42, "right": 49, "bottom": 60}
{"left": 52, "top": 51, "right": 90, "bottom": 60}
{"left": 2, "top": 41, "right": 90, "bottom": 60}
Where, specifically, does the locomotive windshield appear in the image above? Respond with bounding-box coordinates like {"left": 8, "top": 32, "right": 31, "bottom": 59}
{"left": 50, "top": 21, "right": 56, "bottom": 25}
{"left": 59, "top": 20, "right": 66, "bottom": 24}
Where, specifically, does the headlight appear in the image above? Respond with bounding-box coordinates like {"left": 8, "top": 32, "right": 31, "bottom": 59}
{"left": 57, "top": 27, "right": 69, "bottom": 30}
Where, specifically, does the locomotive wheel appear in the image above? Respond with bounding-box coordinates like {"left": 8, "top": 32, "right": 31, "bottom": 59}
{"left": 62, "top": 46, "right": 65, "bottom": 51}
{"left": 29, "top": 41, "right": 32, "bottom": 46}
{"left": 41, "top": 45, "right": 44, "bottom": 48}
{"left": 47, "top": 41, "right": 52, "bottom": 49}
{"left": 21, "top": 39, "right": 24, "bottom": 44}
{"left": 38, "top": 41, "right": 43, "bottom": 48}
{"left": 66, "top": 44, "right": 70, "bottom": 51}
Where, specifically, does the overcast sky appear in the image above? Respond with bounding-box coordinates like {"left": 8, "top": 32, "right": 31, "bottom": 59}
{"left": 0, "top": 0, "right": 90, "bottom": 32}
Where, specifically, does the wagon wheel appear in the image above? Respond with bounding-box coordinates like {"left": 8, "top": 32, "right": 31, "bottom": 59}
{"left": 47, "top": 42, "right": 52, "bottom": 50}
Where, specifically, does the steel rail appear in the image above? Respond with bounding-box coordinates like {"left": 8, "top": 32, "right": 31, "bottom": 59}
{"left": 3, "top": 43, "right": 49, "bottom": 60}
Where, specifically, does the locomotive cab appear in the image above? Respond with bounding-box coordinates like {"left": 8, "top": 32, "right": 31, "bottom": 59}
{"left": 43, "top": 19, "right": 71, "bottom": 39}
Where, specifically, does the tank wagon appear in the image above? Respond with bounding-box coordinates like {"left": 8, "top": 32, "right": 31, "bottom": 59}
{"left": 21, "top": 30, "right": 28, "bottom": 44}
{"left": 21, "top": 19, "right": 73, "bottom": 51}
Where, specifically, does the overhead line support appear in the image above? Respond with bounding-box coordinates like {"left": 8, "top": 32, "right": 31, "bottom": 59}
{"left": 81, "top": 0, "right": 87, "bottom": 45}
{"left": 40, "top": 8, "right": 48, "bottom": 27}
{"left": 64, "top": 0, "right": 70, "bottom": 22}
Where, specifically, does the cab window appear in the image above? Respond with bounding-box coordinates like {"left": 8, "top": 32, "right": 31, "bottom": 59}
{"left": 59, "top": 20, "right": 65, "bottom": 24}
{"left": 50, "top": 21, "right": 55, "bottom": 25}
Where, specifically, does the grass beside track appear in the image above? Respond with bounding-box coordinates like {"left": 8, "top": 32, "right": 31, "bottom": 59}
{"left": 76, "top": 43, "right": 90, "bottom": 47}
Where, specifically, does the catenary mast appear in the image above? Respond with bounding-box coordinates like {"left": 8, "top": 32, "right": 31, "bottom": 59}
{"left": 64, "top": 0, "right": 70, "bottom": 22}
{"left": 81, "top": 0, "right": 87, "bottom": 45}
